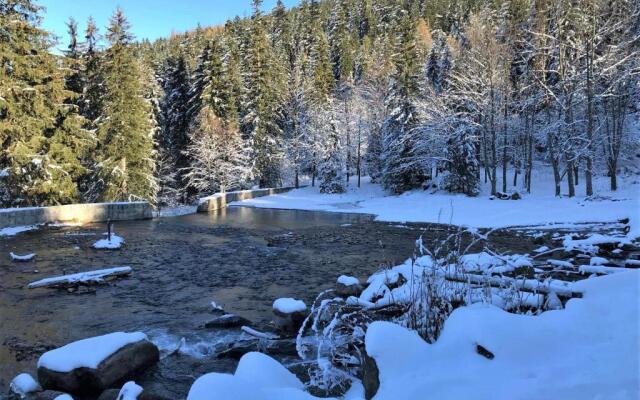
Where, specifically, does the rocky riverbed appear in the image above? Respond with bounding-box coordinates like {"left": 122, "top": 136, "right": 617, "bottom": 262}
{"left": 0, "top": 207, "right": 579, "bottom": 399}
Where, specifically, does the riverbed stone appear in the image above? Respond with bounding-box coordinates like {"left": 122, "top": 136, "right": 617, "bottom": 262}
{"left": 37, "top": 340, "right": 160, "bottom": 395}
{"left": 204, "top": 313, "right": 251, "bottom": 329}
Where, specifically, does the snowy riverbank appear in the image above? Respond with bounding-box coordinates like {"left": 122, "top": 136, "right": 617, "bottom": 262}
{"left": 232, "top": 171, "right": 640, "bottom": 229}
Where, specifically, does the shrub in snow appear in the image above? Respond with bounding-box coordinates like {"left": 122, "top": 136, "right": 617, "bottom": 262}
{"left": 10, "top": 373, "right": 41, "bottom": 397}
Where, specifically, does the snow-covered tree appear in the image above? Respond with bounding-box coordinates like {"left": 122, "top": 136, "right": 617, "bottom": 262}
{"left": 184, "top": 107, "right": 251, "bottom": 194}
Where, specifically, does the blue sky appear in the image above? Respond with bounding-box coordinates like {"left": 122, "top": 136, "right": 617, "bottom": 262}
{"left": 38, "top": 0, "right": 299, "bottom": 50}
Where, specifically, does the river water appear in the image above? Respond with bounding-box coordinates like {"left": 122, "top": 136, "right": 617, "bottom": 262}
{"left": 1, "top": 207, "right": 443, "bottom": 398}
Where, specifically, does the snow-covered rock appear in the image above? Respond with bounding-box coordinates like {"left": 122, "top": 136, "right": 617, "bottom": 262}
{"left": 336, "top": 275, "right": 363, "bottom": 297}
{"left": 37, "top": 332, "right": 159, "bottom": 394}
{"left": 272, "top": 298, "right": 307, "bottom": 334}
{"left": 187, "top": 352, "right": 323, "bottom": 400}
{"left": 92, "top": 234, "right": 124, "bottom": 250}
{"left": 54, "top": 395, "right": 73, "bottom": 400}
{"left": 0, "top": 225, "right": 39, "bottom": 237}
{"left": 10, "top": 252, "right": 36, "bottom": 262}
{"left": 272, "top": 298, "right": 306, "bottom": 315}
{"left": 10, "top": 373, "right": 41, "bottom": 397}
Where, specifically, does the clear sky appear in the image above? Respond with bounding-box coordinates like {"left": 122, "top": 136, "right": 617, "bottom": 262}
{"left": 38, "top": 0, "right": 299, "bottom": 51}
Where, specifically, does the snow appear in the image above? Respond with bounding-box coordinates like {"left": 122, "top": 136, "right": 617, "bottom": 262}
{"left": 590, "top": 256, "right": 609, "bottom": 266}
{"left": 231, "top": 173, "right": 639, "bottom": 228}
{"left": 0, "top": 225, "right": 39, "bottom": 236}
{"left": 533, "top": 245, "right": 549, "bottom": 253}
{"left": 92, "top": 234, "right": 124, "bottom": 249}
{"left": 337, "top": 275, "right": 360, "bottom": 286}
{"left": 187, "top": 352, "right": 325, "bottom": 400}
{"left": 9, "top": 373, "right": 40, "bottom": 397}
{"left": 365, "top": 271, "right": 640, "bottom": 400}
{"left": 38, "top": 332, "right": 148, "bottom": 372}
{"left": 273, "top": 298, "right": 307, "bottom": 314}
{"left": 117, "top": 381, "right": 144, "bottom": 400}
{"left": 10, "top": 252, "right": 36, "bottom": 261}
{"left": 27, "top": 266, "right": 132, "bottom": 289}
{"left": 54, "top": 395, "right": 73, "bottom": 400}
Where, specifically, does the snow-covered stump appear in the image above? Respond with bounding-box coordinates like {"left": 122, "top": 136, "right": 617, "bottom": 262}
{"left": 336, "top": 275, "right": 363, "bottom": 297}
{"left": 272, "top": 298, "right": 307, "bottom": 336}
{"left": 37, "top": 332, "right": 159, "bottom": 395}
{"left": 27, "top": 267, "right": 132, "bottom": 290}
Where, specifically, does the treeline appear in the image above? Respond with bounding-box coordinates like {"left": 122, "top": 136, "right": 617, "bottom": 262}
{"left": 1, "top": 0, "right": 638, "bottom": 207}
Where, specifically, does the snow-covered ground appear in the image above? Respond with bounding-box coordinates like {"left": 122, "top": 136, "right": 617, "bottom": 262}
{"left": 367, "top": 271, "right": 639, "bottom": 400}
{"left": 232, "top": 171, "right": 640, "bottom": 228}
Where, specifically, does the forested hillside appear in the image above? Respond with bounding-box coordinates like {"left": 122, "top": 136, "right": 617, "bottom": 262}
{"left": 1, "top": 0, "right": 638, "bottom": 207}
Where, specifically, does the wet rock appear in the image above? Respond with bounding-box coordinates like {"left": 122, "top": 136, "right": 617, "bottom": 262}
{"left": 361, "top": 350, "right": 379, "bottom": 400}
{"left": 336, "top": 282, "right": 363, "bottom": 297}
{"left": 37, "top": 340, "right": 160, "bottom": 395}
{"left": 204, "top": 313, "right": 251, "bottom": 329}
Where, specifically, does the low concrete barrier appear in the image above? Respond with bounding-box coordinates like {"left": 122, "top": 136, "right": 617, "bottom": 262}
{"left": 197, "top": 187, "right": 298, "bottom": 213}
{"left": 0, "top": 202, "right": 153, "bottom": 229}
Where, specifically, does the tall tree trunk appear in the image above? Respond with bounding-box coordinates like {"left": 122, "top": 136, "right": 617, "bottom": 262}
{"left": 567, "top": 159, "right": 575, "bottom": 197}
{"left": 585, "top": 39, "right": 594, "bottom": 196}
{"left": 502, "top": 100, "right": 508, "bottom": 193}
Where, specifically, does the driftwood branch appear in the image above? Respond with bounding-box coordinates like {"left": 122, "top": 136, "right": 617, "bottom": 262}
{"left": 444, "top": 272, "right": 583, "bottom": 299}
{"left": 27, "top": 267, "right": 132, "bottom": 289}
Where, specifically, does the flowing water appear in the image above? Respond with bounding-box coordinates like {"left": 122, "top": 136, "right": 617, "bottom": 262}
{"left": 0, "top": 207, "right": 437, "bottom": 398}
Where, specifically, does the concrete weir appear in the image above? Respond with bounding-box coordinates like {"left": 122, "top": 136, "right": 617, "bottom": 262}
{"left": 0, "top": 202, "right": 153, "bottom": 229}
{"left": 197, "top": 187, "right": 297, "bottom": 213}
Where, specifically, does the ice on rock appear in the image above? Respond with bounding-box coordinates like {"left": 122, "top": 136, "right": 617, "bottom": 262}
{"left": 10, "top": 373, "right": 41, "bottom": 397}
{"left": 272, "top": 298, "right": 306, "bottom": 314}
{"left": 38, "top": 332, "right": 147, "bottom": 372}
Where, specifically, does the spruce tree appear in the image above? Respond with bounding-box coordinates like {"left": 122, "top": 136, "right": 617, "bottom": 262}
{"left": 94, "top": 8, "right": 156, "bottom": 202}
{"left": 81, "top": 16, "right": 103, "bottom": 124}
{"left": 0, "top": 0, "right": 89, "bottom": 205}
{"left": 381, "top": 3, "right": 424, "bottom": 193}
{"left": 241, "top": 0, "right": 285, "bottom": 187}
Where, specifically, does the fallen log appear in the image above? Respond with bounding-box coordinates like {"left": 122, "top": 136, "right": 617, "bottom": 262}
{"left": 27, "top": 267, "right": 132, "bottom": 289}
{"left": 444, "top": 272, "right": 583, "bottom": 299}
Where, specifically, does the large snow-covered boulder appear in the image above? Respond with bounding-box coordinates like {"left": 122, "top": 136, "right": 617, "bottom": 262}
{"left": 37, "top": 332, "right": 159, "bottom": 395}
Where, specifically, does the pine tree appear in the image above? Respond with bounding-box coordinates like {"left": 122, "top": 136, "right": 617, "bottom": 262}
{"left": 94, "top": 8, "right": 156, "bottom": 202}
{"left": 319, "top": 108, "right": 346, "bottom": 194}
{"left": 241, "top": 0, "right": 285, "bottom": 187}
{"left": 0, "top": 0, "right": 89, "bottom": 205}
{"left": 81, "top": 16, "right": 103, "bottom": 124}
{"left": 381, "top": 3, "right": 424, "bottom": 193}
{"left": 161, "top": 54, "right": 191, "bottom": 192}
